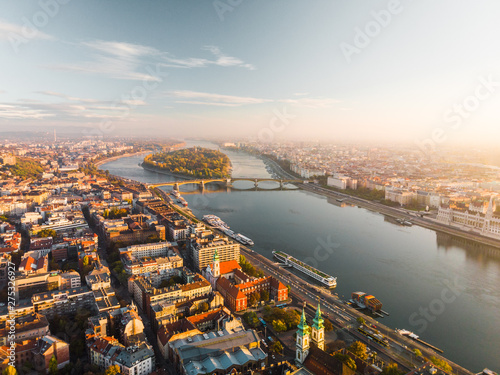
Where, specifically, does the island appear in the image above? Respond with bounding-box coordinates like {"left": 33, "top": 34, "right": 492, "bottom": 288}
{"left": 142, "top": 147, "right": 231, "bottom": 179}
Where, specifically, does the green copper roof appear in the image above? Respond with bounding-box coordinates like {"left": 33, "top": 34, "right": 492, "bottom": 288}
{"left": 213, "top": 249, "right": 219, "bottom": 261}
{"left": 297, "top": 308, "right": 310, "bottom": 336}
{"left": 313, "top": 302, "right": 324, "bottom": 330}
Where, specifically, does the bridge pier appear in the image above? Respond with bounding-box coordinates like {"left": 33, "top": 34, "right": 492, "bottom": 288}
{"left": 280, "top": 180, "right": 283, "bottom": 189}
{"left": 173, "top": 183, "right": 179, "bottom": 191}
{"left": 226, "top": 178, "right": 232, "bottom": 187}
{"left": 254, "top": 179, "right": 258, "bottom": 188}
{"left": 199, "top": 181, "right": 205, "bottom": 190}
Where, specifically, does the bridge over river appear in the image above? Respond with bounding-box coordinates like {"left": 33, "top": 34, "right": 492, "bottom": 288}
{"left": 148, "top": 177, "right": 307, "bottom": 190}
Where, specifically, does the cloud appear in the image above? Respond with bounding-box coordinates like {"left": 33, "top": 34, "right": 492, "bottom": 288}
{"left": 36, "top": 91, "right": 101, "bottom": 103}
{"left": 279, "top": 97, "right": 342, "bottom": 108}
{"left": 169, "top": 90, "right": 270, "bottom": 106}
{"left": 0, "top": 103, "right": 53, "bottom": 119}
{"left": 0, "top": 90, "right": 147, "bottom": 122}
{"left": 48, "top": 40, "right": 163, "bottom": 81}
{"left": 47, "top": 40, "right": 255, "bottom": 81}
{"left": 0, "top": 20, "right": 53, "bottom": 41}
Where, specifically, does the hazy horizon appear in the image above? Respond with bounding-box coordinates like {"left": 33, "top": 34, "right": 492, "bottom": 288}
{"left": 1, "top": 1, "right": 500, "bottom": 147}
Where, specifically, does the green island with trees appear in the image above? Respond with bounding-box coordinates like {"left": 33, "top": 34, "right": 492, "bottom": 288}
{"left": 143, "top": 147, "right": 231, "bottom": 179}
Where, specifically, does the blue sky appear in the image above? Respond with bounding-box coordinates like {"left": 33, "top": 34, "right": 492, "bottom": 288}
{"left": 1, "top": 0, "right": 500, "bottom": 145}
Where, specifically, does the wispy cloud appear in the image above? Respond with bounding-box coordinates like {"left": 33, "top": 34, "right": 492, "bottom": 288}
{"left": 169, "top": 90, "right": 270, "bottom": 106}
{"left": 0, "top": 90, "right": 147, "bottom": 122}
{"left": 36, "top": 91, "right": 101, "bottom": 103}
{"left": 47, "top": 40, "right": 255, "bottom": 81}
{"left": 48, "top": 40, "right": 162, "bottom": 81}
{"left": 0, "top": 103, "right": 53, "bottom": 119}
{"left": 279, "top": 97, "right": 341, "bottom": 108}
{"left": 0, "top": 19, "right": 53, "bottom": 41}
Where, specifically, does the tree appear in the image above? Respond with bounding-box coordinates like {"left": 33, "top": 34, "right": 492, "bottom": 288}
{"left": 49, "top": 355, "right": 58, "bottom": 375}
{"left": 249, "top": 293, "right": 258, "bottom": 307}
{"left": 261, "top": 290, "right": 269, "bottom": 302}
{"left": 324, "top": 318, "right": 333, "bottom": 331}
{"left": 348, "top": 341, "right": 368, "bottom": 360}
{"left": 2, "top": 366, "right": 17, "bottom": 375}
{"left": 272, "top": 319, "right": 287, "bottom": 333}
{"left": 430, "top": 356, "right": 452, "bottom": 372}
{"left": 243, "top": 311, "right": 259, "bottom": 328}
{"left": 38, "top": 228, "right": 57, "bottom": 239}
{"left": 334, "top": 353, "right": 356, "bottom": 371}
{"left": 198, "top": 302, "right": 209, "bottom": 313}
{"left": 105, "top": 365, "right": 121, "bottom": 375}
{"left": 270, "top": 340, "right": 283, "bottom": 354}
{"left": 82, "top": 255, "right": 89, "bottom": 267}
{"left": 413, "top": 349, "right": 422, "bottom": 357}
{"left": 356, "top": 316, "right": 365, "bottom": 325}
{"left": 381, "top": 363, "right": 403, "bottom": 375}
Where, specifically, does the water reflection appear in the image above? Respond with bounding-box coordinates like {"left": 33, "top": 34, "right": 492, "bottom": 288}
{"left": 436, "top": 231, "right": 500, "bottom": 263}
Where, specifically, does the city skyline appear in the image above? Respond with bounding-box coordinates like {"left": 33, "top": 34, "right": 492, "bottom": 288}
{"left": 1, "top": 1, "right": 500, "bottom": 146}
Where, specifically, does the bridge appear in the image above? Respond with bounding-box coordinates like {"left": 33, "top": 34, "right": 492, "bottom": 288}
{"left": 148, "top": 177, "right": 307, "bottom": 190}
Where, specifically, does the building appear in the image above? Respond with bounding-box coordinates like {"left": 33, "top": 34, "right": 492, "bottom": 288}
{"left": 129, "top": 274, "right": 212, "bottom": 318}
{"left": 207, "top": 253, "right": 288, "bottom": 312}
{"left": 168, "top": 327, "right": 267, "bottom": 374}
{"left": 14, "top": 272, "right": 61, "bottom": 300}
{"left": 296, "top": 308, "right": 310, "bottom": 365}
{"left": 436, "top": 197, "right": 500, "bottom": 237}
{"left": 385, "top": 188, "right": 416, "bottom": 206}
{"left": 32, "top": 336, "right": 70, "bottom": 373}
{"left": 88, "top": 336, "right": 155, "bottom": 375}
{"left": 18, "top": 253, "right": 48, "bottom": 275}
{"left": 60, "top": 270, "right": 81, "bottom": 289}
{"left": 120, "top": 241, "right": 176, "bottom": 259}
{"left": 327, "top": 174, "right": 357, "bottom": 190}
{"left": 0, "top": 313, "right": 50, "bottom": 345}
{"left": 31, "top": 287, "right": 95, "bottom": 318}
{"left": 189, "top": 235, "right": 240, "bottom": 271}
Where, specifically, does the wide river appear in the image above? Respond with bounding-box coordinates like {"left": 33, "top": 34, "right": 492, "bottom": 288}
{"left": 101, "top": 141, "right": 500, "bottom": 372}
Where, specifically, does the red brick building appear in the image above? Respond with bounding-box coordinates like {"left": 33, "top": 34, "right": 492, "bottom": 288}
{"left": 214, "top": 260, "right": 288, "bottom": 312}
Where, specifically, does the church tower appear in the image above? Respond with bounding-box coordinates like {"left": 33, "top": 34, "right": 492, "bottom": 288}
{"left": 212, "top": 249, "right": 220, "bottom": 278}
{"left": 296, "top": 307, "right": 310, "bottom": 365}
{"left": 311, "top": 301, "right": 325, "bottom": 350}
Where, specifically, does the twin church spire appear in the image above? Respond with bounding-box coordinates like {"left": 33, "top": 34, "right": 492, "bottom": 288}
{"left": 296, "top": 301, "right": 325, "bottom": 365}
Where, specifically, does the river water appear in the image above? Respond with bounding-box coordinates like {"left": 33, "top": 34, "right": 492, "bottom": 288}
{"left": 101, "top": 141, "right": 500, "bottom": 372}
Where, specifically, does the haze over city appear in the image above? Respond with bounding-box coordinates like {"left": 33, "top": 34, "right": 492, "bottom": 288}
{"left": 1, "top": 1, "right": 500, "bottom": 146}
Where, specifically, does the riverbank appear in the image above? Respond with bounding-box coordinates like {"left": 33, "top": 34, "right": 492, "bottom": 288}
{"left": 95, "top": 151, "right": 150, "bottom": 168}
{"left": 141, "top": 163, "right": 196, "bottom": 181}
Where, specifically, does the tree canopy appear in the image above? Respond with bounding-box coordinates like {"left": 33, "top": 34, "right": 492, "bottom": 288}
{"left": 2, "top": 366, "right": 17, "bottom": 375}
{"left": 430, "top": 356, "right": 452, "bottom": 372}
{"left": 144, "top": 147, "right": 231, "bottom": 178}
{"left": 348, "top": 341, "right": 368, "bottom": 360}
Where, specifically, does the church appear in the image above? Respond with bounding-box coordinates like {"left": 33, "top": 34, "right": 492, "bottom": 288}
{"left": 296, "top": 303, "right": 325, "bottom": 365}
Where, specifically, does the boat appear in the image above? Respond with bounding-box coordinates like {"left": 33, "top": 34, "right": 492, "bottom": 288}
{"left": 202, "top": 215, "right": 230, "bottom": 230}
{"left": 351, "top": 292, "right": 383, "bottom": 313}
{"left": 272, "top": 250, "right": 337, "bottom": 288}
{"left": 236, "top": 233, "right": 254, "bottom": 246}
{"left": 396, "top": 218, "right": 413, "bottom": 226}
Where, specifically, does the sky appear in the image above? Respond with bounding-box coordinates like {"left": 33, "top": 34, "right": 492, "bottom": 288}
{"left": 1, "top": 0, "right": 500, "bottom": 147}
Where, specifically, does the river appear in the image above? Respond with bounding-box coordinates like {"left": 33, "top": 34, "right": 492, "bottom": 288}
{"left": 100, "top": 141, "right": 500, "bottom": 372}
